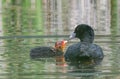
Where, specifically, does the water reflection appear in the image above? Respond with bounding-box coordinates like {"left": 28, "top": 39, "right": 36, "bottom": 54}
{"left": 1, "top": 0, "right": 120, "bottom": 79}
{"left": 0, "top": 35, "right": 120, "bottom": 79}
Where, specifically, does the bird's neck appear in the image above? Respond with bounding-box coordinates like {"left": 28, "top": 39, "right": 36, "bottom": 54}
{"left": 80, "top": 35, "right": 94, "bottom": 43}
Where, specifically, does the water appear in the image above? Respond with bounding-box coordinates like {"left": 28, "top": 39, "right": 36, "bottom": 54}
{"left": 1, "top": 0, "right": 120, "bottom": 79}
{"left": 0, "top": 35, "right": 120, "bottom": 79}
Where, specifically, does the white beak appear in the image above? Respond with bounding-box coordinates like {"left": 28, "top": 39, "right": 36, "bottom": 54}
{"left": 69, "top": 32, "right": 76, "bottom": 40}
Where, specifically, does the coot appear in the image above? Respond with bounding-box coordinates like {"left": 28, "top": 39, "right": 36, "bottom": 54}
{"left": 30, "top": 40, "right": 67, "bottom": 59}
{"left": 64, "top": 24, "right": 104, "bottom": 66}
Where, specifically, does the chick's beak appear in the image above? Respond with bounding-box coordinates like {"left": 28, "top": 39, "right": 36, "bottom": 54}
{"left": 61, "top": 40, "right": 67, "bottom": 50}
{"left": 63, "top": 40, "right": 68, "bottom": 44}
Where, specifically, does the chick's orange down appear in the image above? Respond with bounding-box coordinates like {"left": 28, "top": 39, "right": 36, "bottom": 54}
{"left": 55, "top": 40, "right": 67, "bottom": 66}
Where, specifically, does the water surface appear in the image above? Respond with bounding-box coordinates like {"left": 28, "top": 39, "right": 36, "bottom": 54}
{"left": 0, "top": 35, "right": 120, "bottom": 79}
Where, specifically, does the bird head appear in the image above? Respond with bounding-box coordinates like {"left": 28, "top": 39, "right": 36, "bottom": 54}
{"left": 55, "top": 40, "right": 67, "bottom": 52}
{"left": 69, "top": 24, "right": 94, "bottom": 43}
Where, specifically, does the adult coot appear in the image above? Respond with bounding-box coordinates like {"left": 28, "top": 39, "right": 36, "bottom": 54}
{"left": 64, "top": 24, "right": 104, "bottom": 66}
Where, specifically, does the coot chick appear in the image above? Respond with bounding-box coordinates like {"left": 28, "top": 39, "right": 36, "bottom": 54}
{"left": 30, "top": 40, "right": 67, "bottom": 59}
{"left": 55, "top": 40, "right": 67, "bottom": 66}
{"left": 64, "top": 24, "right": 104, "bottom": 66}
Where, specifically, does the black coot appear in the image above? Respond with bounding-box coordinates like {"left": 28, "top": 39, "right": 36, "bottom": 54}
{"left": 64, "top": 24, "right": 104, "bottom": 66}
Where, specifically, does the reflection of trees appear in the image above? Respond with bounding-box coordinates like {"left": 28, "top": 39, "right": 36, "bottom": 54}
{"left": 2, "top": 0, "right": 44, "bottom": 79}
{"left": 111, "top": 0, "right": 118, "bottom": 35}
{"left": 43, "top": 0, "right": 111, "bottom": 35}
{"left": 110, "top": 0, "right": 120, "bottom": 79}
{"left": 1, "top": 0, "right": 120, "bottom": 79}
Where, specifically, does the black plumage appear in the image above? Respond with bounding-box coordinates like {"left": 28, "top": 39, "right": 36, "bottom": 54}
{"left": 30, "top": 46, "right": 63, "bottom": 59}
{"left": 64, "top": 24, "right": 104, "bottom": 66}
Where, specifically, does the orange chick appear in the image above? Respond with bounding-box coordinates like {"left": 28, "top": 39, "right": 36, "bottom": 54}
{"left": 55, "top": 40, "right": 67, "bottom": 66}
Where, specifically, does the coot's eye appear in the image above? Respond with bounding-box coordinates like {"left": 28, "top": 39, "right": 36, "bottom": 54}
{"left": 75, "top": 27, "right": 79, "bottom": 33}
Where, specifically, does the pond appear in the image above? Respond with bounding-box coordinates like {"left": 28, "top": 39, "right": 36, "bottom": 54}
{"left": 0, "top": 0, "right": 120, "bottom": 79}
{"left": 0, "top": 35, "right": 120, "bottom": 79}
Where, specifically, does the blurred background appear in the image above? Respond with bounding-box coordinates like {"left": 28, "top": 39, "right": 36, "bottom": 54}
{"left": 0, "top": 0, "right": 120, "bottom": 45}
{"left": 0, "top": 0, "right": 120, "bottom": 79}
{"left": 0, "top": 0, "right": 120, "bottom": 36}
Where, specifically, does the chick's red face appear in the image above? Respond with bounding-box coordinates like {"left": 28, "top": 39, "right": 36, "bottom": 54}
{"left": 55, "top": 40, "right": 67, "bottom": 51}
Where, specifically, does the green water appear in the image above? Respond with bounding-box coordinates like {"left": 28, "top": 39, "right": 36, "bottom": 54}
{"left": 0, "top": 35, "right": 120, "bottom": 79}
{"left": 1, "top": 0, "right": 120, "bottom": 79}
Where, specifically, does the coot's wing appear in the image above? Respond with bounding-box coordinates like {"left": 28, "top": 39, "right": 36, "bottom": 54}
{"left": 64, "top": 43, "right": 104, "bottom": 65}
{"left": 90, "top": 44, "right": 104, "bottom": 64}
{"left": 64, "top": 43, "right": 81, "bottom": 62}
